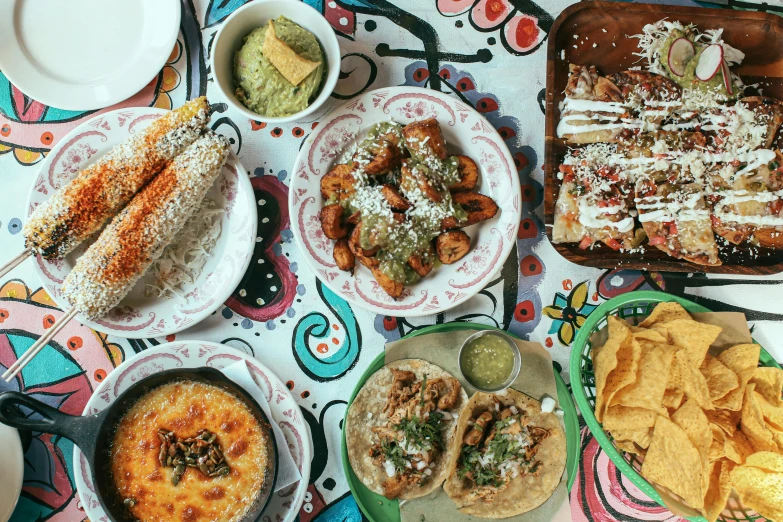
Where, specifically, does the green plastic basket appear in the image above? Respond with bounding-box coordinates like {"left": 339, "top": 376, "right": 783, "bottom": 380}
{"left": 569, "top": 290, "right": 782, "bottom": 522}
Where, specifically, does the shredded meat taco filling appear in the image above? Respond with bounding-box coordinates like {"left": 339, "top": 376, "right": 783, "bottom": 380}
{"left": 368, "top": 368, "right": 461, "bottom": 498}
{"left": 456, "top": 397, "right": 550, "bottom": 503}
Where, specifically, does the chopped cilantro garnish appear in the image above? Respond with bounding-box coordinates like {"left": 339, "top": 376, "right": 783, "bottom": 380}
{"left": 395, "top": 412, "right": 443, "bottom": 449}
{"left": 381, "top": 440, "right": 407, "bottom": 472}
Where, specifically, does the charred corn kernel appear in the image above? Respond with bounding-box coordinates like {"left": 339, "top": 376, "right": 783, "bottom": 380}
{"left": 61, "top": 132, "right": 229, "bottom": 320}
{"left": 24, "top": 97, "right": 210, "bottom": 259}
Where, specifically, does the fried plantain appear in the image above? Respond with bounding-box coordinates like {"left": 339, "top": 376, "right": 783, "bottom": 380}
{"left": 407, "top": 245, "right": 434, "bottom": 277}
{"left": 320, "top": 204, "right": 349, "bottom": 240}
{"left": 370, "top": 267, "right": 404, "bottom": 299}
{"left": 402, "top": 118, "right": 447, "bottom": 160}
{"left": 381, "top": 184, "right": 411, "bottom": 211}
{"left": 349, "top": 225, "right": 380, "bottom": 268}
{"left": 441, "top": 192, "right": 499, "bottom": 230}
{"left": 333, "top": 239, "right": 356, "bottom": 273}
{"left": 450, "top": 155, "right": 479, "bottom": 192}
{"left": 435, "top": 230, "right": 471, "bottom": 264}
{"left": 355, "top": 138, "right": 404, "bottom": 176}
{"left": 320, "top": 164, "right": 356, "bottom": 201}
{"left": 400, "top": 160, "right": 443, "bottom": 203}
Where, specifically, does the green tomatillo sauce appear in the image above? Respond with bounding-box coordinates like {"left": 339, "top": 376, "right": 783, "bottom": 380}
{"left": 460, "top": 335, "right": 516, "bottom": 390}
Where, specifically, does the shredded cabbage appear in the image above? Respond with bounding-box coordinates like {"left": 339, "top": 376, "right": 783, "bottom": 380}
{"left": 145, "top": 199, "right": 224, "bottom": 299}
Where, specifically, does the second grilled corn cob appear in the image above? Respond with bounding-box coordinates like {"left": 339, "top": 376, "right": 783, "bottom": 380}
{"left": 61, "top": 132, "right": 230, "bottom": 320}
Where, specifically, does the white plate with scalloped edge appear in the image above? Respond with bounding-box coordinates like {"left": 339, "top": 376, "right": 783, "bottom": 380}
{"left": 290, "top": 86, "right": 522, "bottom": 317}
{"left": 27, "top": 107, "right": 257, "bottom": 337}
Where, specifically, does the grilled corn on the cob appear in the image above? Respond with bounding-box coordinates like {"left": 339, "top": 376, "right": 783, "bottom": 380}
{"left": 61, "top": 132, "right": 230, "bottom": 320}
{"left": 24, "top": 97, "right": 210, "bottom": 259}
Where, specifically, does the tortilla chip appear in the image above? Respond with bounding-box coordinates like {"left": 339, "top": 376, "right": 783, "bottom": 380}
{"left": 750, "top": 367, "right": 783, "bottom": 407}
{"left": 613, "top": 340, "right": 675, "bottom": 411}
{"left": 745, "top": 451, "right": 783, "bottom": 473}
{"left": 700, "top": 460, "right": 732, "bottom": 522}
{"left": 614, "top": 439, "right": 644, "bottom": 455}
{"left": 641, "top": 416, "right": 705, "bottom": 509}
{"left": 740, "top": 383, "right": 777, "bottom": 452}
{"left": 772, "top": 428, "right": 783, "bottom": 453}
{"left": 611, "top": 426, "right": 654, "bottom": 449}
{"left": 639, "top": 302, "right": 692, "bottom": 327}
{"left": 673, "top": 400, "right": 712, "bottom": 452}
{"left": 663, "top": 389, "right": 685, "bottom": 411}
{"left": 709, "top": 426, "right": 726, "bottom": 462}
{"left": 661, "top": 319, "right": 722, "bottom": 367}
{"left": 730, "top": 464, "right": 783, "bottom": 521}
{"left": 633, "top": 329, "right": 668, "bottom": 344}
{"left": 715, "top": 344, "right": 760, "bottom": 411}
{"left": 262, "top": 20, "right": 322, "bottom": 86}
{"left": 672, "top": 399, "right": 712, "bottom": 494}
{"left": 716, "top": 343, "right": 760, "bottom": 375}
{"left": 672, "top": 350, "right": 714, "bottom": 410}
{"left": 603, "top": 405, "right": 658, "bottom": 431}
{"left": 706, "top": 408, "right": 740, "bottom": 436}
{"left": 724, "top": 430, "right": 755, "bottom": 464}
{"left": 755, "top": 391, "right": 783, "bottom": 431}
{"left": 594, "top": 317, "right": 640, "bottom": 422}
{"left": 701, "top": 354, "right": 739, "bottom": 402}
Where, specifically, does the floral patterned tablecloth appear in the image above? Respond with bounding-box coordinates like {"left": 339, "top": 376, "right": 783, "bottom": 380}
{"left": 1, "top": 0, "right": 782, "bottom": 521}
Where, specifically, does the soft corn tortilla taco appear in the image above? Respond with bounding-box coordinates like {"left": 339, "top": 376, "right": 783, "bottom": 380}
{"left": 345, "top": 359, "right": 468, "bottom": 500}
{"left": 443, "top": 390, "right": 566, "bottom": 518}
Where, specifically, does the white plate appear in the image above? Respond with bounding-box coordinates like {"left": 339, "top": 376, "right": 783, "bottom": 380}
{"left": 290, "top": 86, "right": 522, "bottom": 317}
{"left": 28, "top": 107, "right": 257, "bottom": 337}
{"left": 0, "top": 0, "right": 180, "bottom": 110}
{"left": 0, "top": 425, "right": 23, "bottom": 522}
{"left": 74, "top": 342, "right": 313, "bottom": 522}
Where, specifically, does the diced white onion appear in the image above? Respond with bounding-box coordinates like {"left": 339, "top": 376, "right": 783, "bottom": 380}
{"left": 424, "top": 468, "right": 432, "bottom": 476}
{"left": 541, "top": 397, "right": 556, "bottom": 413}
{"left": 384, "top": 461, "right": 396, "bottom": 477}
{"left": 510, "top": 406, "right": 518, "bottom": 415}
{"left": 416, "top": 460, "right": 427, "bottom": 470}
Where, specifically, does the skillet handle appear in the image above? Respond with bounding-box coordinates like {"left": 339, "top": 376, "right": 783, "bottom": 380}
{"left": 0, "top": 391, "right": 101, "bottom": 453}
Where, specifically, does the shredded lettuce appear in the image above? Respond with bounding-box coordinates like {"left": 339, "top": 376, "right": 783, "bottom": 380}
{"left": 145, "top": 199, "right": 224, "bottom": 299}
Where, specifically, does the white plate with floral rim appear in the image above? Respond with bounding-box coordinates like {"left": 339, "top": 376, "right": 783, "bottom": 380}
{"left": 27, "top": 107, "right": 257, "bottom": 337}
{"left": 74, "top": 342, "right": 313, "bottom": 522}
{"left": 290, "top": 86, "right": 522, "bottom": 316}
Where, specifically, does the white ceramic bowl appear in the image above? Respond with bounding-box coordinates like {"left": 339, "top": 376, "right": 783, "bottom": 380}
{"left": 211, "top": 0, "right": 341, "bottom": 123}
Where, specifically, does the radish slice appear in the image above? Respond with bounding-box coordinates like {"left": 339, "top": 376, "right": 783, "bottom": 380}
{"left": 668, "top": 38, "right": 695, "bottom": 77}
{"left": 722, "top": 60, "right": 734, "bottom": 95}
{"left": 696, "top": 44, "right": 724, "bottom": 81}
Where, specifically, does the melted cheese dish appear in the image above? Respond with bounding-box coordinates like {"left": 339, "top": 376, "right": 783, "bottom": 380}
{"left": 111, "top": 381, "right": 270, "bottom": 522}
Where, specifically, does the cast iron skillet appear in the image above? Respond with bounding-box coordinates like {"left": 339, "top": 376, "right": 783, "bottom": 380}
{"left": 0, "top": 367, "right": 278, "bottom": 522}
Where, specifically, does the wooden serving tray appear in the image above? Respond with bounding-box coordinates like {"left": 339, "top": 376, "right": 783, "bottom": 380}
{"left": 543, "top": 1, "right": 783, "bottom": 274}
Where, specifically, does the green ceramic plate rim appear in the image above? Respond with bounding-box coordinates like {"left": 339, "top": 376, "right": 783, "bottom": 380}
{"left": 340, "top": 322, "right": 580, "bottom": 522}
{"left": 568, "top": 290, "right": 782, "bottom": 522}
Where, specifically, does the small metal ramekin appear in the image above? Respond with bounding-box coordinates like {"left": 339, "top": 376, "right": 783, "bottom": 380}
{"left": 457, "top": 330, "right": 521, "bottom": 393}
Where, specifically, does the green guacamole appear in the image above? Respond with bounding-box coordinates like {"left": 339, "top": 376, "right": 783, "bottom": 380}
{"left": 659, "top": 30, "right": 730, "bottom": 97}
{"left": 234, "top": 16, "right": 324, "bottom": 117}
